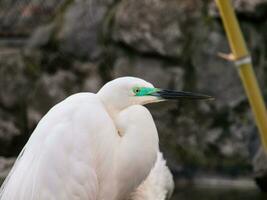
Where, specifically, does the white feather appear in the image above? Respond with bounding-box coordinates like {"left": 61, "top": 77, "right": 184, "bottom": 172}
{"left": 129, "top": 152, "right": 174, "bottom": 200}
{"left": 0, "top": 77, "right": 165, "bottom": 200}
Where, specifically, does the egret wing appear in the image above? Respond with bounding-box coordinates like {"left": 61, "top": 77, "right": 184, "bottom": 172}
{"left": 0, "top": 93, "right": 119, "bottom": 200}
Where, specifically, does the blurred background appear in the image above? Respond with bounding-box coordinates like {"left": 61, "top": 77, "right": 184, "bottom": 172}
{"left": 1, "top": 0, "right": 267, "bottom": 199}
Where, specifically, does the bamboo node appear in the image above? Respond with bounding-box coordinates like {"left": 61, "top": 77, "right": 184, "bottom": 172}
{"left": 234, "top": 56, "right": 252, "bottom": 67}
{"left": 217, "top": 52, "right": 251, "bottom": 67}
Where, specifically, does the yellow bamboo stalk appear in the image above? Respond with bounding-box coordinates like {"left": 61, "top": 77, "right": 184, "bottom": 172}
{"left": 215, "top": 0, "right": 267, "bottom": 150}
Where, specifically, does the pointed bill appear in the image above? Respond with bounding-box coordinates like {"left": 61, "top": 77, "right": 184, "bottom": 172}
{"left": 150, "top": 89, "right": 214, "bottom": 100}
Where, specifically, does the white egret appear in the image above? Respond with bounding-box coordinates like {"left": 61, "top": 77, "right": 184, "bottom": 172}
{"left": 0, "top": 77, "right": 212, "bottom": 200}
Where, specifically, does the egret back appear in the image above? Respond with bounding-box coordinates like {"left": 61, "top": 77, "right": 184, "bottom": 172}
{"left": 0, "top": 93, "right": 119, "bottom": 200}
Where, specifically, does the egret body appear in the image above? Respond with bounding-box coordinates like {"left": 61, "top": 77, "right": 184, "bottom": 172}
{"left": 0, "top": 77, "right": 211, "bottom": 200}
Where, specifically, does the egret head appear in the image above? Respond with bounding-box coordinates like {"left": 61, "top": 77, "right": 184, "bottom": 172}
{"left": 97, "top": 77, "right": 212, "bottom": 112}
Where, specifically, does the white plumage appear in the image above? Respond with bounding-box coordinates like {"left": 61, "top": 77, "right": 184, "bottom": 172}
{"left": 0, "top": 76, "right": 210, "bottom": 200}
{"left": 129, "top": 152, "right": 174, "bottom": 200}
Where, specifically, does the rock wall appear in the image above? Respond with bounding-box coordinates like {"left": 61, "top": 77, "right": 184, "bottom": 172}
{"left": 1, "top": 0, "right": 267, "bottom": 181}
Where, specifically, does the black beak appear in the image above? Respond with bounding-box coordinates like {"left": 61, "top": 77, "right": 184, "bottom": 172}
{"left": 151, "top": 89, "right": 214, "bottom": 100}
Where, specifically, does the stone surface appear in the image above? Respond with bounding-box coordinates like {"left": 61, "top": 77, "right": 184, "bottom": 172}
{"left": 193, "top": 26, "right": 246, "bottom": 109}
{"left": 27, "top": 23, "right": 56, "bottom": 48}
{"left": 0, "top": 53, "right": 28, "bottom": 108}
{"left": 0, "top": 111, "right": 20, "bottom": 156}
{"left": 209, "top": 0, "right": 267, "bottom": 18}
{"left": 77, "top": 62, "right": 103, "bottom": 93}
{"left": 253, "top": 147, "right": 267, "bottom": 173}
{"left": 0, "top": 157, "right": 15, "bottom": 183}
{"left": 56, "top": 0, "right": 113, "bottom": 59}
{"left": 0, "top": 0, "right": 65, "bottom": 35}
{"left": 252, "top": 147, "right": 267, "bottom": 192}
{"left": 112, "top": 0, "right": 203, "bottom": 57}
{"left": 113, "top": 56, "right": 184, "bottom": 89}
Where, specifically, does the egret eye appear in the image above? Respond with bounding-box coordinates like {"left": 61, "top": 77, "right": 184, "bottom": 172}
{"left": 133, "top": 87, "right": 141, "bottom": 95}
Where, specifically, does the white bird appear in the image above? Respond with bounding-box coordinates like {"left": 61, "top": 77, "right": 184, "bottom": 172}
{"left": 0, "top": 77, "right": 211, "bottom": 200}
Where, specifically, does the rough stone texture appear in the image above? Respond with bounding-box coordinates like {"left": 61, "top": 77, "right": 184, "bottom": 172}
{"left": 77, "top": 62, "right": 103, "bottom": 93}
{"left": 0, "top": 157, "right": 15, "bottom": 183}
{"left": 27, "top": 23, "right": 56, "bottom": 48}
{"left": 209, "top": 0, "right": 267, "bottom": 18}
{"left": 113, "top": 56, "right": 184, "bottom": 89}
{"left": 253, "top": 147, "right": 267, "bottom": 173}
{"left": 56, "top": 0, "right": 114, "bottom": 59}
{"left": 0, "top": 0, "right": 65, "bottom": 36}
{"left": 233, "top": 0, "right": 267, "bottom": 12}
{"left": 0, "top": 54, "right": 27, "bottom": 108}
{"left": 1, "top": 0, "right": 267, "bottom": 185}
{"left": 0, "top": 111, "right": 20, "bottom": 156}
{"left": 193, "top": 25, "right": 246, "bottom": 109}
{"left": 112, "top": 0, "right": 203, "bottom": 57}
{"left": 25, "top": 0, "right": 115, "bottom": 59}
{"left": 252, "top": 147, "right": 267, "bottom": 191}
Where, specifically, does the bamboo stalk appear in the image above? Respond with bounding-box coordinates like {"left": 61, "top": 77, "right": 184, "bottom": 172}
{"left": 215, "top": 0, "right": 267, "bottom": 150}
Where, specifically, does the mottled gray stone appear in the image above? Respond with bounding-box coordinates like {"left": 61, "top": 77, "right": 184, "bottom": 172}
{"left": 112, "top": 0, "right": 203, "bottom": 57}
{"left": 253, "top": 147, "right": 267, "bottom": 173}
{"left": 0, "top": 53, "right": 28, "bottom": 108}
{"left": 113, "top": 56, "right": 184, "bottom": 89}
{"left": 193, "top": 27, "right": 246, "bottom": 109}
{"left": 204, "top": 128, "right": 223, "bottom": 145}
{"left": 0, "top": 0, "right": 65, "bottom": 35}
{"left": 253, "top": 147, "right": 267, "bottom": 192}
{"left": 27, "top": 23, "right": 56, "bottom": 48}
{"left": 74, "top": 61, "right": 103, "bottom": 93}
{"left": 0, "top": 119, "right": 20, "bottom": 143}
{"left": 57, "top": 0, "right": 113, "bottom": 59}
{"left": 209, "top": 0, "right": 267, "bottom": 18}
{"left": 0, "top": 114, "right": 20, "bottom": 156}
{"left": 0, "top": 157, "right": 15, "bottom": 182}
